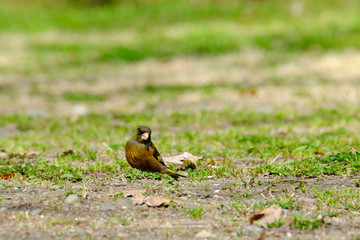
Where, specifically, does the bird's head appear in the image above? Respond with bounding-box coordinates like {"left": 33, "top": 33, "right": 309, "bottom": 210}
{"left": 134, "top": 126, "right": 152, "bottom": 143}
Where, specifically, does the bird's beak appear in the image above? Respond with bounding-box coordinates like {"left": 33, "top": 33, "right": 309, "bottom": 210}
{"left": 141, "top": 132, "right": 149, "bottom": 140}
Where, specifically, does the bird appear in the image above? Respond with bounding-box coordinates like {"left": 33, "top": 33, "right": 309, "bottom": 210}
{"left": 125, "top": 126, "right": 186, "bottom": 179}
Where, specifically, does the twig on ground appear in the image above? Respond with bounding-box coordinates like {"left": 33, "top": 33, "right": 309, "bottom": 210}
{"left": 269, "top": 153, "right": 282, "bottom": 165}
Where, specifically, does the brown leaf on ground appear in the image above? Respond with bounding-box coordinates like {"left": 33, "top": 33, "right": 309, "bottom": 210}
{"left": 131, "top": 194, "right": 146, "bottom": 205}
{"left": 123, "top": 190, "right": 175, "bottom": 207}
{"left": 123, "top": 189, "right": 147, "bottom": 205}
{"left": 350, "top": 148, "right": 357, "bottom": 154}
{"left": 249, "top": 213, "right": 265, "bottom": 224}
{"left": 163, "top": 152, "right": 201, "bottom": 169}
{"left": 0, "top": 173, "right": 16, "bottom": 179}
{"left": 250, "top": 205, "right": 285, "bottom": 228}
{"left": 315, "top": 151, "right": 325, "bottom": 156}
{"left": 144, "top": 196, "right": 170, "bottom": 207}
{"left": 26, "top": 151, "right": 39, "bottom": 157}
{"left": 18, "top": 151, "right": 39, "bottom": 158}
{"left": 62, "top": 149, "right": 74, "bottom": 155}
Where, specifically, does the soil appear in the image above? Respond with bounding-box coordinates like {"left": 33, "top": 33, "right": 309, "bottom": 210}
{"left": 1, "top": 173, "right": 359, "bottom": 239}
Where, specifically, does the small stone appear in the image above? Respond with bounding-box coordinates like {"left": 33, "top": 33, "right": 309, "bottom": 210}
{"left": 116, "top": 233, "right": 130, "bottom": 238}
{"left": 100, "top": 204, "right": 117, "bottom": 211}
{"left": 73, "top": 203, "right": 82, "bottom": 208}
{"left": 117, "top": 198, "right": 133, "bottom": 210}
{"left": 180, "top": 196, "right": 188, "bottom": 201}
{"left": 195, "top": 230, "right": 215, "bottom": 238}
{"left": 242, "top": 225, "right": 263, "bottom": 233}
{"left": 31, "top": 208, "right": 42, "bottom": 215}
{"left": 64, "top": 194, "right": 80, "bottom": 204}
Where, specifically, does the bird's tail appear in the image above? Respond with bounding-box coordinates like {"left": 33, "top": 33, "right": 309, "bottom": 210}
{"left": 161, "top": 168, "right": 186, "bottom": 179}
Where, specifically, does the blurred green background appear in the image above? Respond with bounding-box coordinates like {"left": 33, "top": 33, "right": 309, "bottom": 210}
{"left": 1, "top": 0, "right": 359, "bottom": 65}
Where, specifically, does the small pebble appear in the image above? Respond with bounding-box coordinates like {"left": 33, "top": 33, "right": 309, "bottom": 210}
{"left": 242, "top": 225, "right": 263, "bottom": 233}
{"left": 195, "top": 230, "right": 215, "bottom": 238}
{"left": 180, "top": 196, "right": 188, "bottom": 201}
{"left": 100, "top": 204, "right": 117, "bottom": 211}
{"left": 31, "top": 208, "right": 42, "bottom": 215}
{"left": 117, "top": 198, "right": 133, "bottom": 210}
{"left": 64, "top": 194, "right": 80, "bottom": 204}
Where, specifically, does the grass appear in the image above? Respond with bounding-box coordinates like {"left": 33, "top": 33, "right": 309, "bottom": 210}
{"left": 1, "top": 0, "right": 360, "bottom": 238}
{"left": 1, "top": 106, "right": 360, "bottom": 183}
{"left": 250, "top": 151, "right": 360, "bottom": 178}
{"left": 185, "top": 206, "right": 203, "bottom": 219}
{"left": 314, "top": 187, "right": 360, "bottom": 211}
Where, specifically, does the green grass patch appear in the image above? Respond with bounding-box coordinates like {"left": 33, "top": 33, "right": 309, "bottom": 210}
{"left": 185, "top": 206, "right": 203, "bottom": 219}
{"left": 250, "top": 151, "right": 360, "bottom": 178}
{"left": 63, "top": 92, "right": 108, "bottom": 102}
{"left": 314, "top": 187, "right": 360, "bottom": 211}
{"left": 1, "top": 105, "right": 360, "bottom": 183}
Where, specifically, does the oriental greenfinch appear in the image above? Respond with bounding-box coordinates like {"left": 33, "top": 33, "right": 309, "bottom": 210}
{"left": 125, "top": 126, "right": 185, "bottom": 179}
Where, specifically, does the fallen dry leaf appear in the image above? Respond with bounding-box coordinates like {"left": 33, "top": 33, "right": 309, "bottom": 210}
{"left": 144, "top": 196, "right": 170, "bottom": 207}
{"left": 315, "top": 151, "right": 325, "bottom": 156}
{"left": 123, "top": 189, "right": 147, "bottom": 205}
{"left": 249, "top": 205, "right": 285, "bottom": 228}
{"left": 249, "top": 213, "right": 265, "bottom": 224}
{"left": 132, "top": 194, "right": 146, "bottom": 205}
{"left": 123, "top": 189, "right": 175, "bottom": 207}
{"left": 163, "top": 152, "right": 201, "bottom": 169}
{"left": 350, "top": 148, "right": 357, "bottom": 154}
{"left": 18, "top": 151, "right": 39, "bottom": 158}
{"left": 62, "top": 149, "right": 74, "bottom": 155}
{"left": 26, "top": 151, "right": 39, "bottom": 157}
{"left": 0, "top": 173, "right": 16, "bottom": 179}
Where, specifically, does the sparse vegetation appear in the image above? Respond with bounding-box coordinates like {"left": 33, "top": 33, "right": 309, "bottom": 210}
{"left": 1, "top": 0, "right": 360, "bottom": 239}
{"left": 185, "top": 206, "right": 203, "bottom": 219}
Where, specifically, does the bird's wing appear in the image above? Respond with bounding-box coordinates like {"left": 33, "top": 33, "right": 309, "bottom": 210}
{"left": 150, "top": 143, "right": 167, "bottom": 167}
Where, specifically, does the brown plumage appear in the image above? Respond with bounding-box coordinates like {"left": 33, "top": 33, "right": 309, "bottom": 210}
{"left": 125, "top": 126, "right": 185, "bottom": 179}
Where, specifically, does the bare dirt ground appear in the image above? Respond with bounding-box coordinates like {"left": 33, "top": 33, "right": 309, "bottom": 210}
{"left": 2, "top": 170, "right": 360, "bottom": 239}
{"left": 1, "top": 47, "right": 360, "bottom": 239}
